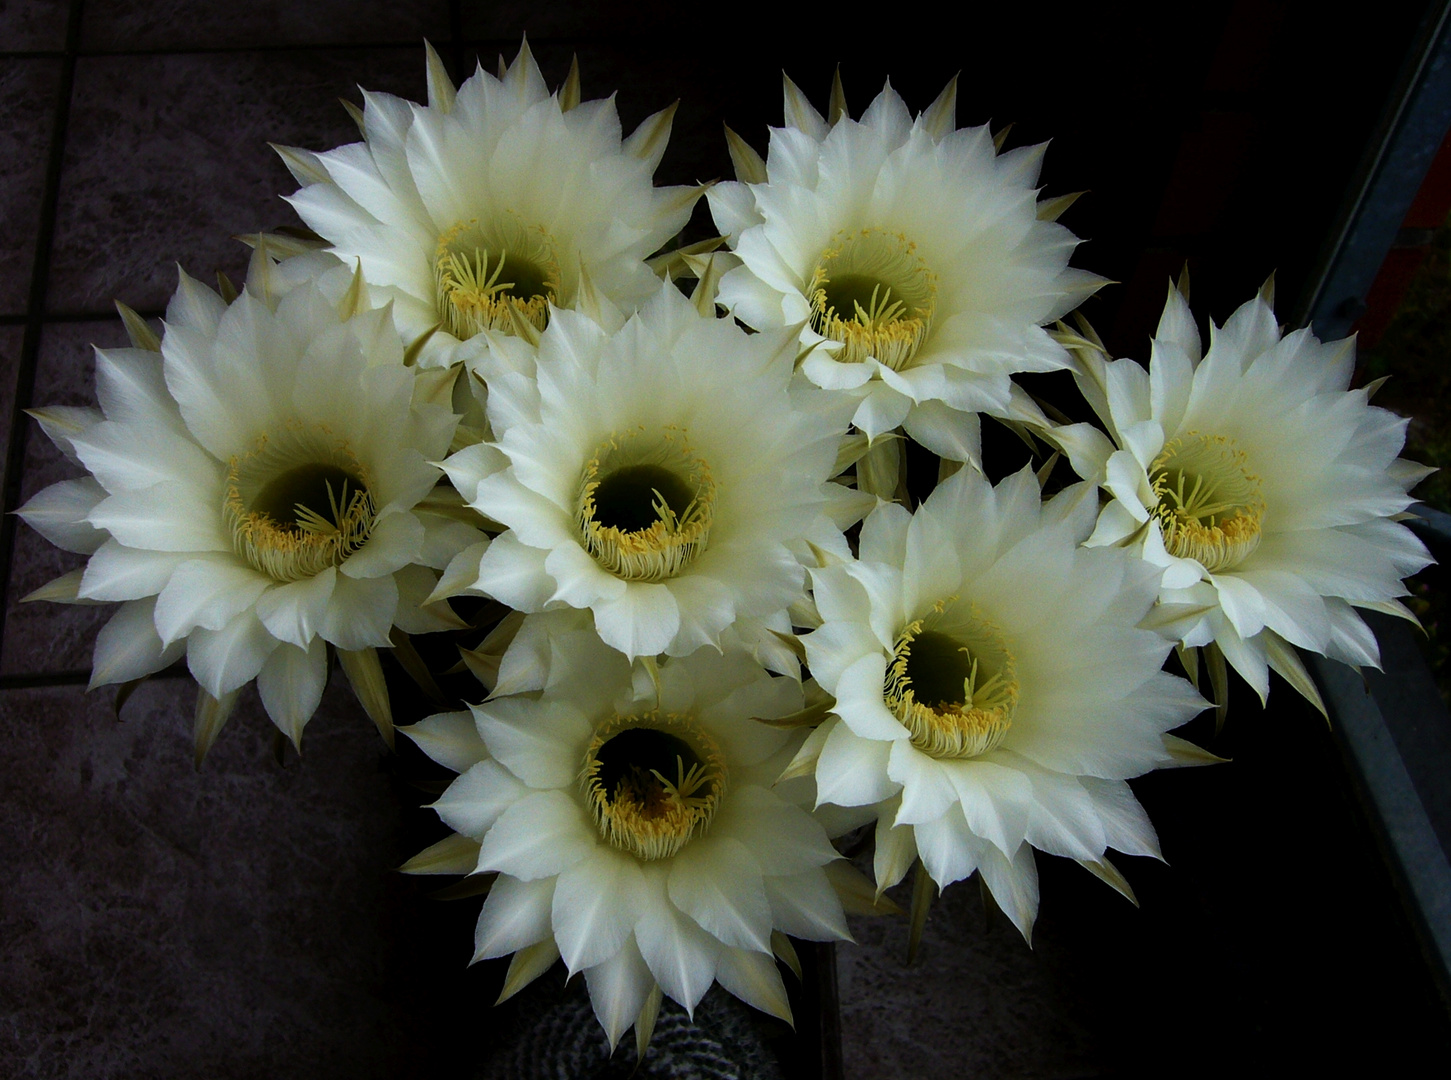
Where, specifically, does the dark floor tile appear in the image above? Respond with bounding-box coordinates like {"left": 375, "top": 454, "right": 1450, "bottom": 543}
{"left": 47, "top": 49, "right": 426, "bottom": 316}
{"left": 837, "top": 856, "right": 1099, "bottom": 1080}
{"left": 0, "top": 0, "right": 69, "bottom": 52}
{"left": 837, "top": 693, "right": 1451, "bottom": 1077}
{"left": 79, "top": 0, "right": 447, "bottom": 52}
{"left": 3, "top": 319, "right": 131, "bottom": 676}
{"left": 1, "top": 516, "right": 107, "bottom": 675}
{"left": 461, "top": 1, "right": 711, "bottom": 43}
{"left": 0, "top": 678, "right": 427, "bottom": 1078}
{"left": 0, "top": 59, "right": 61, "bottom": 316}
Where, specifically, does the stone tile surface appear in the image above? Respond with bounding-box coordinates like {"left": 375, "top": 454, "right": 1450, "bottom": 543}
{"left": 461, "top": 1, "right": 675, "bottom": 41}
{"left": 837, "top": 859, "right": 1098, "bottom": 1080}
{"left": 47, "top": 48, "right": 426, "bottom": 316}
{"left": 0, "top": 0, "right": 68, "bottom": 52}
{"left": 0, "top": 678, "right": 426, "bottom": 1078}
{"left": 836, "top": 694, "right": 1451, "bottom": 1078}
{"left": 0, "top": 60, "right": 60, "bottom": 316}
{"left": 78, "top": 0, "right": 448, "bottom": 51}
{"left": 2, "top": 320, "right": 130, "bottom": 676}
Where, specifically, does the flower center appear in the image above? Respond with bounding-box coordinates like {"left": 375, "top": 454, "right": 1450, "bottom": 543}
{"left": 580, "top": 712, "right": 727, "bottom": 861}
{"left": 807, "top": 227, "right": 937, "bottom": 370}
{"left": 884, "top": 606, "right": 1018, "bottom": 759}
{"left": 224, "top": 423, "right": 377, "bottom": 582}
{"left": 1149, "top": 432, "right": 1265, "bottom": 573}
{"left": 433, "top": 216, "right": 563, "bottom": 340}
{"left": 576, "top": 428, "right": 716, "bottom": 582}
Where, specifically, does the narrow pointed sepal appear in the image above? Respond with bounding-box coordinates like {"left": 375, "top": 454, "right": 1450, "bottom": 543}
{"left": 22, "top": 568, "right": 100, "bottom": 605}
{"left": 496, "top": 938, "right": 561, "bottom": 1004}
{"left": 1263, "top": 630, "right": 1327, "bottom": 721}
{"left": 194, "top": 686, "right": 239, "bottom": 768}
{"left": 1078, "top": 857, "right": 1138, "bottom": 906}
{"left": 827, "top": 65, "right": 848, "bottom": 126}
{"left": 339, "top": 646, "right": 394, "bottom": 749}
{"left": 1204, "top": 641, "right": 1230, "bottom": 733}
{"left": 716, "top": 948, "right": 793, "bottom": 1027}
{"left": 1037, "top": 190, "right": 1085, "bottom": 222}
{"left": 624, "top": 101, "right": 678, "bottom": 169}
{"left": 115, "top": 301, "right": 161, "bottom": 351}
{"left": 770, "top": 931, "right": 802, "bottom": 981}
{"left": 920, "top": 74, "right": 959, "bottom": 139}
{"left": 559, "top": 54, "right": 581, "bottom": 112}
{"left": 400, "top": 833, "right": 482, "bottom": 875}
{"left": 634, "top": 982, "right": 663, "bottom": 1064}
{"left": 724, "top": 125, "right": 767, "bottom": 184}
{"left": 1161, "top": 733, "right": 1228, "bottom": 768}
{"left": 828, "top": 859, "right": 900, "bottom": 918}
{"left": 424, "top": 40, "right": 455, "bottom": 113}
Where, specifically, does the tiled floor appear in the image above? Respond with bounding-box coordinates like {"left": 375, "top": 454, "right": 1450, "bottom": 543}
{"left": 3, "top": 2, "right": 1450, "bottom": 1078}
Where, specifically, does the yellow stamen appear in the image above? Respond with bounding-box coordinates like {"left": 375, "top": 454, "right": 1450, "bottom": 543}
{"left": 1149, "top": 432, "right": 1265, "bottom": 572}
{"left": 580, "top": 712, "right": 727, "bottom": 860}
{"left": 433, "top": 217, "right": 562, "bottom": 339}
{"left": 808, "top": 227, "right": 937, "bottom": 370}
{"left": 223, "top": 423, "right": 376, "bottom": 582}
{"left": 576, "top": 427, "right": 715, "bottom": 582}
{"left": 883, "top": 602, "right": 1018, "bottom": 759}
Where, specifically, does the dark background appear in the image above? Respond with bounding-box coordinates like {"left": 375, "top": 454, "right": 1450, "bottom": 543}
{"left": 2, "top": 0, "right": 1449, "bottom": 1076}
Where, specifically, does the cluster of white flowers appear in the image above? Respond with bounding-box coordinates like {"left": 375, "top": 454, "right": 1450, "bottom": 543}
{"left": 19, "top": 43, "right": 1431, "bottom": 1054}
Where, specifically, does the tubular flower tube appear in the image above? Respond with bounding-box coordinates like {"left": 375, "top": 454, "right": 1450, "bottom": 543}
{"left": 1051, "top": 282, "right": 1434, "bottom": 705}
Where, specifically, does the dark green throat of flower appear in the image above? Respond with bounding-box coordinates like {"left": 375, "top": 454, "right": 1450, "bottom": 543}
{"left": 576, "top": 430, "right": 716, "bottom": 582}
{"left": 581, "top": 714, "right": 727, "bottom": 860}
{"left": 433, "top": 217, "right": 562, "bottom": 339}
{"left": 224, "top": 430, "right": 377, "bottom": 582}
{"left": 884, "top": 614, "right": 1018, "bottom": 759}
{"left": 1149, "top": 432, "right": 1265, "bottom": 572}
{"left": 590, "top": 465, "right": 698, "bottom": 533}
{"left": 808, "top": 227, "right": 937, "bottom": 370}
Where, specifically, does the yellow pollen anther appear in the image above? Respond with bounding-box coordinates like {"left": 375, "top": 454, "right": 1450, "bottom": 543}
{"left": 1149, "top": 432, "right": 1265, "bottom": 573}
{"left": 576, "top": 427, "right": 716, "bottom": 582}
{"left": 808, "top": 227, "right": 937, "bottom": 370}
{"left": 580, "top": 712, "right": 727, "bottom": 860}
{"left": 883, "top": 605, "right": 1018, "bottom": 759}
{"left": 433, "top": 217, "right": 562, "bottom": 340}
{"left": 223, "top": 423, "right": 376, "bottom": 583}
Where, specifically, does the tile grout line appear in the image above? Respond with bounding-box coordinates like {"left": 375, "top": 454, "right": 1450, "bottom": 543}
{"left": 0, "top": 34, "right": 595, "bottom": 64}
{"left": 0, "top": 0, "right": 87, "bottom": 662}
{"left": 0, "top": 662, "right": 191, "bottom": 691}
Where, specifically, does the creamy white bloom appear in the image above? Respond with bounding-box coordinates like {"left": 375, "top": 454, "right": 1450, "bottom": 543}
{"left": 1054, "top": 284, "right": 1433, "bottom": 701}
{"left": 281, "top": 42, "right": 698, "bottom": 369}
{"left": 19, "top": 269, "right": 478, "bottom": 746}
{"left": 707, "top": 75, "right": 1102, "bottom": 463}
{"left": 800, "top": 466, "right": 1205, "bottom": 939}
{"left": 402, "top": 632, "right": 851, "bottom": 1048}
{"left": 439, "top": 284, "right": 860, "bottom": 661}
